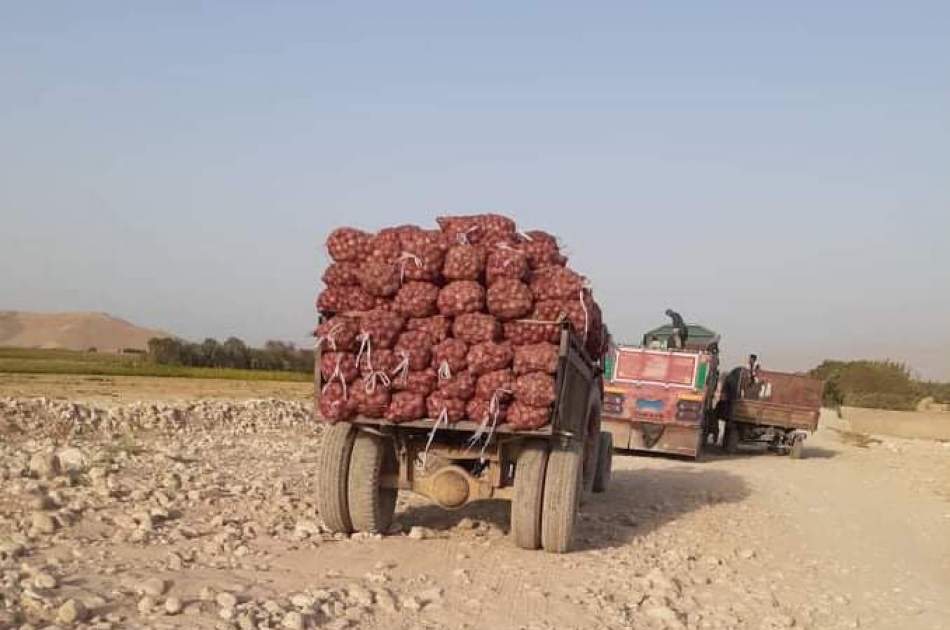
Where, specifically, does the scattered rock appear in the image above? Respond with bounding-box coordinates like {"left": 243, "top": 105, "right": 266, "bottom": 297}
{"left": 33, "top": 572, "right": 58, "bottom": 590}
{"left": 139, "top": 578, "right": 168, "bottom": 597}
{"left": 57, "top": 598, "right": 88, "bottom": 624}
{"left": 29, "top": 452, "right": 61, "bottom": 479}
{"left": 164, "top": 596, "right": 183, "bottom": 615}
{"left": 408, "top": 526, "right": 431, "bottom": 540}
{"left": 57, "top": 448, "right": 88, "bottom": 473}
{"left": 282, "top": 611, "right": 306, "bottom": 629}
{"left": 217, "top": 592, "right": 239, "bottom": 609}
{"left": 31, "top": 512, "right": 58, "bottom": 535}
{"left": 138, "top": 596, "right": 156, "bottom": 615}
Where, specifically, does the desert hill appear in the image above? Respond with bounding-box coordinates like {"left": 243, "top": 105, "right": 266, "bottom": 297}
{"left": 0, "top": 311, "right": 169, "bottom": 352}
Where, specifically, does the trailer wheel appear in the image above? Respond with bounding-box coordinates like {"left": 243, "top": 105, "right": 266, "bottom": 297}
{"left": 316, "top": 422, "right": 357, "bottom": 534}
{"left": 723, "top": 423, "right": 740, "bottom": 454}
{"left": 511, "top": 441, "right": 549, "bottom": 550}
{"left": 581, "top": 400, "right": 602, "bottom": 496}
{"left": 541, "top": 442, "right": 583, "bottom": 553}
{"left": 593, "top": 431, "right": 612, "bottom": 493}
{"left": 789, "top": 436, "right": 805, "bottom": 459}
{"left": 347, "top": 431, "right": 398, "bottom": 534}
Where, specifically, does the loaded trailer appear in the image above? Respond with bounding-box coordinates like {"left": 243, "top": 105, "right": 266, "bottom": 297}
{"left": 314, "top": 326, "right": 612, "bottom": 553}
{"left": 718, "top": 368, "right": 823, "bottom": 458}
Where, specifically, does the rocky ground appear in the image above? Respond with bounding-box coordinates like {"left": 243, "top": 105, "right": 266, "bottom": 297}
{"left": 1, "top": 397, "right": 948, "bottom": 630}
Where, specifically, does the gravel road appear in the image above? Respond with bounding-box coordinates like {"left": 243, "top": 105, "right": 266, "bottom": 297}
{"left": 1, "top": 398, "right": 948, "bottom": 629}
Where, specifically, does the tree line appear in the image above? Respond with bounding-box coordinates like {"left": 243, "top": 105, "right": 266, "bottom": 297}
{"left": 810, "top": 359, "right": 949, "bottom": 411}
{"left": 147, "top": 337, "right": 314, "bottom": 373}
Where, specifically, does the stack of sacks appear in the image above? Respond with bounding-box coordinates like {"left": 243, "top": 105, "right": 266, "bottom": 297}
{"left": 315, "top": 215, "right": 607, "bottom": 427}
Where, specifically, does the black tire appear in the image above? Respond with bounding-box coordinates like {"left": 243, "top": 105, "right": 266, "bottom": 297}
{"left": 724, "top": 423, "right": 740, "bottom": 454}
{"left": 511, "top": 441, "right": 549, "bottom": 550}
{"left": 316, "top": 423, "right": 357, "bottom": 534}
{"left": 789, "top": 437, "right": 804, "bottom": 459}
{"left": 581, "top": 401, "right": 602, "bottom": 496}
{"left": 347, "top": 432, "right": 398, "bottom": 534}
{"left": 593, "top": 431, "right": 612, "bottom": 493}
{"left": 541, "top": 442, "right": 583, "bottom": 553}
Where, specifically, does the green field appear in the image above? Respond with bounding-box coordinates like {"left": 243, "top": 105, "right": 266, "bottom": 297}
{"left": 0, "top": 347, "right": 310, "bottom": 382}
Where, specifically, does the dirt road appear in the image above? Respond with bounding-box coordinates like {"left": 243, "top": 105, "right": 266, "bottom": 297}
{"left": 1, "top": 399, "right": 948, "bottom": 630}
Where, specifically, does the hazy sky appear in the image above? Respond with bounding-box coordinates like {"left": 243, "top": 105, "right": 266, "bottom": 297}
{"left": 2, "top": 2, "right": 948, "bottom": 379}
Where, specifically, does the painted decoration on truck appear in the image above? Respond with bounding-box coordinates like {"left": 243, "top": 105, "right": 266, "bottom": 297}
{"left": 614, "top": 350, "right": 697, "bottom": 387}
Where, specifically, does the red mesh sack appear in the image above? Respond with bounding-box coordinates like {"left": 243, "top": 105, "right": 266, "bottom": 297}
{"left": 358, "top": 310, "right": 405, "bottom": 349}
{"left": 438, "top": 214, "right": 517, "bottom": 245}
{"left": 319, "top": 383, "right": 357, "bottom": 423}
{"left": 393, "top": 282, "right": 439, "bottom": 318}
{"left": 437, "top": 370, "right": 476, "bottom": 400}
{"left": 352, "top": 383, "right": 391, "bottom": 418}
{"left": 327, "top": 228, "right": 370, "bottom": 263}
{"left": 406, "top": 315, "right": 451, "bottom": 343}
{"left": 316, "top": 287, "right": 347, "bottom": 313}
{"left": 373, "top": 296, "right": 393, "bottom": 312}
{"left": 392, "top": 368, "right": 438, "bottom": 397}
{"left": 320, "top": 352, "right": 359, "bottom": 383}
{"left": 486, "top": 279, "right": 534, "bottom": 321}
{"left": 431, "top": 338, "right": 469, "bottom": 374}
{"left": 475, "top": 369, "right": 514, "bottom": 401}
{"left": 436, "top": 216, "right": 482, "bottom": 245}
{"left": 518, "top": 231, "right": 566, "bottom": 269}
{"left": 317, "top": 286, "right": 376, "bottom": 314}
{"left": 443, "top": 245, "right": 486, "bottom": 281}
{"left": 437, "top": 281, "right": 485, "bottom": 316}
{"left": 514, "top": 372, "right": 556, "bottom": 407}
{"left": 466, "top": 398, "right": 509, "bottom": 424}
{"left": 503, "top": 320, "right": 561, "bottom": 346}
{"left": 386, "top": 391, "right": 427, "bottom": 423}
{"left": 315, "top": 316, "right": 360, "bottom": 353}
{"left": 513, "top": 343, "right": 559, "bottom": 375}
{"left": 556, "top": 291, "right": 595, "bottom": 341}
{"left": 452, "top": 313, "right": 501, "bottom": 345}
{"left": 359, "top": 348, "right": 398, "bottom": 376}
{"left": 485, "top": 246, "right": 529, "bottom": 285}
{"left": 530, "top": 266, "right": 586, "bottom": 301}
{"left": 394, "top": 330, "right": 434, "bottom": 373}
{"left": 357, "top": 262, "right": 401, "bottom": 298}
{"left": 364, "top": 231, "right": 402, "bottom": 264}
{"left": 399, "top": 241, "right": 445, "bottom": 283}
{"left": 467, "top": 341, "right": 514, "bottom": 376}
{"left": 426, "top": 392, "right": 467, "bottom": 423}
{"left": 322, "top": 262, "right": 360, "bottom": 287}
{"left": 532, "top": 299, "right": 567, "bottom": 323}
{"left": 507, "top": 401, "right": 551, "bottom": 430}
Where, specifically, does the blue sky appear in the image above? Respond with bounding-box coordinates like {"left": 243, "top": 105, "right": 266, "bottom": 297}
{"left": 2, "top": 2, "right": 948, "bottom": 378}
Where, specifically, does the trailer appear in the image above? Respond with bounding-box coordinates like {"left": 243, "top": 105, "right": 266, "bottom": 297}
{"left": 718, "top": 368, "right": 823, "bottom": 458}
{"left": 314, "top": 326, "right": 611, "bottom": 553}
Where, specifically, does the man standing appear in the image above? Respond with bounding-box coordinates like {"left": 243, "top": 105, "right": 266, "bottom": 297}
{"left": 665, "top": 309, "right": 688, "bottom": 349}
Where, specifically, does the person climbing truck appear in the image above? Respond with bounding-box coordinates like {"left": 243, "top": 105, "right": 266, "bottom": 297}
{"left": 665, "top": 309, "right": 688, "bottom": 349}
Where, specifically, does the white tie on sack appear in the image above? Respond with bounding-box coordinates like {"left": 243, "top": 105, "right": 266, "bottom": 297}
{"left": 390, "top": 350, "right": 410, "bottom": 384}
{"left": 315, "top": 322, "right": 343, "bottom": 352}
{"left": 321, "top": 354, "right": 348, "bottom": 400}
{"left": 397, "top": 251, "right": 423, "bottom": 284}
{"left": 456, "top": 225, "right": 480, "bottom": 246}
{"left": 422, "top": 407, "right": 449, "bottom": 469}
{"left": 363, "top": 370, "right": 391, "bottom": 394}
{"left": 466, "top": 388, "right": 512, "bottom": 462}
{"left": 437, "top": 360, "right": 452, "bottom": 381}
{"left": 355, "top": 332, "right": 372, "bottom": 373}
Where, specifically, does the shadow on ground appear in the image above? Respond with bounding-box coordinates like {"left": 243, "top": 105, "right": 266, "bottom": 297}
{"left": 395, "top": 461, "right": 751, "bottom": 552}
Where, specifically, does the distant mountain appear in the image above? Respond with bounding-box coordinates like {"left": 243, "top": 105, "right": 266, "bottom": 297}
{"left": 0, "top": 311, "right": 170, "bottom": 352}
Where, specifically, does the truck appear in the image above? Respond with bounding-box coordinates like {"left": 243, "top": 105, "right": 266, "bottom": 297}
{"left": 600, "top": 323, "right": 720, "bottom": 459}
{"left": 314, "top": 324, "right": 612, "bottom": 553}
{"left": 717, "top": 367, "right": 823, "bottom": 458}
